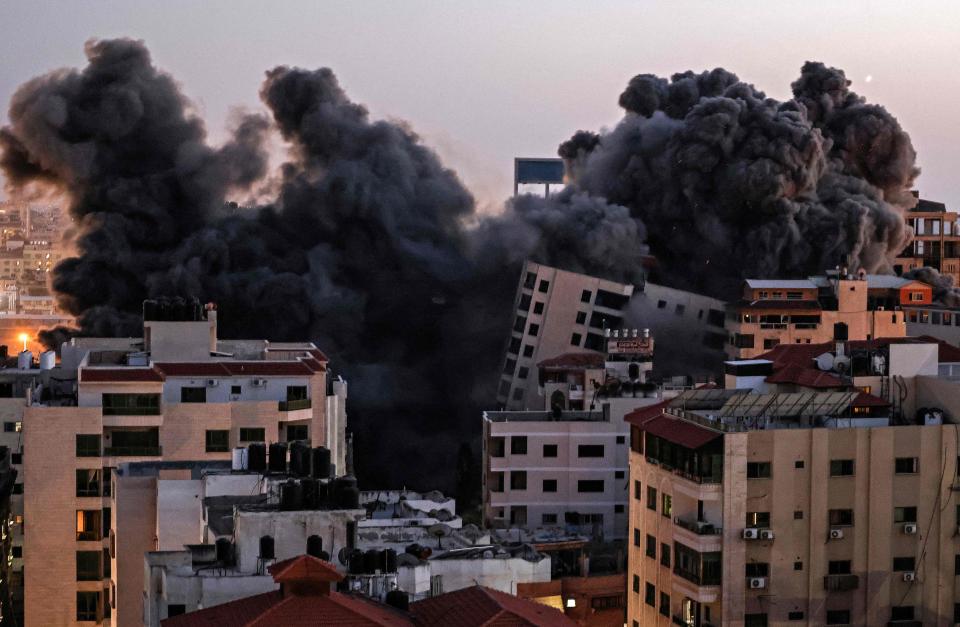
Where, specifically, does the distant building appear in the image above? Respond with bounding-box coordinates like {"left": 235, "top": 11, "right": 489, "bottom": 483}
{"left": 894, "top": 192, "right": 960, "bottom": 284}
{"left": 627, "top": 337, "right": 960, "bottom": 627}
{"left": 725, "top": 272, "right": 916, "bottom": 359}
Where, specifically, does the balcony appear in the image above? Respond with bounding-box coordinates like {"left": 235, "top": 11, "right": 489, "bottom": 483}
{"left": 104, "top": 446, "right": 162, "bottom": 457}
{"left": 674, "top": 517, "right": 721, "bottom": 535}
{"left": 823, "top": 574, "right": 859, "bottom": 591}
{"left": 102, "top": 406, "right": 161, "bottom": 416}
{"left": 279, "top": 398, "right": 312, "bottom": 411}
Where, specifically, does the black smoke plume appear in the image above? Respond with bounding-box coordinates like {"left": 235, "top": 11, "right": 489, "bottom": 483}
{"left": 2, "top": 41, "right": 923, "bottom": 488}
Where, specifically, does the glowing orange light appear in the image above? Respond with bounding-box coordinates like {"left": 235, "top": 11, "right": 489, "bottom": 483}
{"left": 18, "top": 333, "right": 28, "bottom": 352}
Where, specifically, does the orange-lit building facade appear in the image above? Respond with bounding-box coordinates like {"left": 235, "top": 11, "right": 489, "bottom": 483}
{"left": 895, "top": 194, "right": 960, "bottom": 284}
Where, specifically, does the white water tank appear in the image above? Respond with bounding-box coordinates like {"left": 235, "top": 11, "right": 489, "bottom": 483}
{"left": 39, "top": 350, "right": 55, "bottom": 370}
{"left": 17, "top": 350, "right": 32, "bottom": 370}
{"left": 231, "top": 447, "right": 248, "bottom": 471}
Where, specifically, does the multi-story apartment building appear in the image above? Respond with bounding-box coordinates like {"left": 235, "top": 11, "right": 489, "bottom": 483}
{"left": 627, "top": 337, "right": 960, "bottom": 627}
{"left": 21, "top": 299, "right": 348, "bottom": 626}
{"left": 895, "top": 193, "right": 960, "bottom": 283}
{"left": 725, "top": 272, "right": 920, "bottom": 359}
{"left": 497, "top": 261, "right": 726, "bottom": 410}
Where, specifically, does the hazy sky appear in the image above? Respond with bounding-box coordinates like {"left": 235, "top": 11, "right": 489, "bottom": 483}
{"left": 1, "top": 0, "right": 959, "bottom": 211}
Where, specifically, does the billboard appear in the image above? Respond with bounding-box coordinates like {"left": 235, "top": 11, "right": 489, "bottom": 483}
{"left": 515, "top": 158, "right": 565, "bottom": 184}
{"left": 606, "top": 337, "right": 654, "bottom": 357}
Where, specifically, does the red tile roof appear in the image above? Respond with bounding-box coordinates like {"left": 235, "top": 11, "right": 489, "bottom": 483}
{"left": 625, "top": 399, "right": 671, "bottom": 427}
{"left": 537, "top": 352, "right": 604, "bottom": 369}
{"left": 851, "top": 391, "right": 890, "bottom": 407}
{"left": 80, "top": 368, "right": 164, "bottom": 383}
{"left": 639, "top": 414, "right": 721, "bottom": 450}
{"left": 764, "top": 363, "right": 844, "bottom": 388}
{"left": 268, "top": 555, "right": 344, "bottom": 583}
{"left": 410, "top": 585, "right": 577, "bottom": 627}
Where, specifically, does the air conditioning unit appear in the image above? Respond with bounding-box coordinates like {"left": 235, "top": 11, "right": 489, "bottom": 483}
{"left": 759, "top": 529, "right": 775, "bottom": 540}
{"left": 829, "top": 528, "right": 844, "bottom": 540}
{"left": 903, "top": 523, "right": 918, "bottom": 535}
{"left": 252, "top": 379, "right": 267, "bottom": 387}
{"left": 742, "top": 528, "right": 759, "bottom": 540}
{"left": 903, "top": 571, "right": 916, "bottom": 582}
{"left": 206, "top": 379, "right": 219, "bottom": 387}
{"left": 749, "top": 577, "right": 767, "bottom": 589}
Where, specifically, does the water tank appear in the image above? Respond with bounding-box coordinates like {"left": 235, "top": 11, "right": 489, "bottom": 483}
{"left": 311, "top": 447, "right": 331, "bottom": 479}
{"left": 348, "top": 550, "right": 365, "bottom": 574}
{"left": 280, "top": 480, "right": 302, "bottom": 511}
{"left": 16, "top": 350, "right": 31, "bottom": 370}
{"left": 364, "top": 549, "right": 380, "bottom": 574}
{"left": 215, "top": 538, "right": 234, "bottom": 565}
{"left": 247, "top": 443, "right": 266, "bottom": 472}
{"left": 383, "top": 549, "right": 397, "bottom": 573}
{"left": 301, "top": 478, "right": 320, "bottom": 509}
{"left": 307, "top": 535, "right": 323, "bottom": 558}
{"left": 335, "top": 476, "right": 360, "bottom": 509}
{"left": 268, "top": 443, "right": 287, "bottom": 473}
{"left": 290, "top": 442, "right": 311, "bottom": 476}
{"left": 259, "top": 535, "right": 275, "bottom": 560}
{"left": 385, "top": 590, "right": 409, "bottom": 611}
{"left": 834, "top": 322, "right": 849, "bottom": 341}
{"left": 231, "top": 447, "right": 248, "bottom": 471}
{"left": 39, "top": 350, "right": 55, "bottom": 370}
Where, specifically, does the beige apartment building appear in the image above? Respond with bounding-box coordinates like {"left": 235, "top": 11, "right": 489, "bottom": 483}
{"left": 627, "top": 341, "right": 960, "bottom": 627}
{"left": 894, "top": 193, "right": 960, "bottom": 284}
{"left": 22, "top": 300, "right": 347, "bottom": 626}
{"left": 725, "top": 273, "right": 921, "bottom": 360}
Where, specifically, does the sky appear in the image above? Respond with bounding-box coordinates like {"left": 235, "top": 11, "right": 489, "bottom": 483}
{"left": 1, "top": 0, "right": 959, "bottom": 211}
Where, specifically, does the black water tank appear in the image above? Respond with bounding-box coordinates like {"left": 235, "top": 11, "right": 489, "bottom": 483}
{"left": 364, "top": 549, "right": 380, "bottom": 574}
{"left": 834, "top": 322, "right": 849, "bottom": 341}
{"left": 317, "top": 480, "right": 330, "bottom": 506}
{"left": 383, "top": 549, "right": 397, "bottom": 573}
{"left": 280, "top": 480, "right": 302, "bottom": 511}
{"left": 259, "top": 535, "right": 275, "bottom": 560}
{"left": 311, "top": 447, "right": 331, "bottom": 479}
{"left": 301, "top": 478, "right": 320, "bottom": 509}
{"left": 268, "top": 443, "right": 287, "bottom": 473}
{"left": 348, "top": 550, "right": 365, "bottom": 574}
{"left": 340, "top": 486, "right": 360, "bottom": 509}
{"left": 247, "top": 443, "right": 267, "bottom": 472}
{"left": 215, "top": 538, "right": 234, "bottom": 565}
{"left": 307, "top": 534, "right": 323, "bottom": 558}
{"left": 290, "top": 442, "right": 311, "bottom": 476}
{"left": 385, "top": 590, "right": 409, "bottom": 611}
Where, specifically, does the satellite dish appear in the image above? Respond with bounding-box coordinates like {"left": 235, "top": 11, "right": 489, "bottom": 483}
{"left": 833, "top": 356, "right": 851, "bottom": 373}
{"left": 815, "top": 353, "right": 835, "bottom": 371}
{"left": 428, "top": 523, "right": 452, "bottom": 549}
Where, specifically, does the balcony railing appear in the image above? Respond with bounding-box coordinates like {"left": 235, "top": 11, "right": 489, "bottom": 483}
{"left": 673, "top": 567, "right": 721, "bottom": 587}
{"left": 823, "top": 574, "right": 859, "bottom": 591}
{"left": 104, "top": 446, "right": 162, "bottom": 457}
{"left": 674, "top": 517, "right": 722, "bottom": 535}
{"left": 102, "top": 406, "right": 161, "bottom": 416}
{"left": 279, "top": 398, "right": 312, "bottom": 411}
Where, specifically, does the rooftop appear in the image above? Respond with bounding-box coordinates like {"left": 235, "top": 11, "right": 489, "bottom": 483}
{"left": 745, "top": 279, "right": 818, "bottom": 289}
{"left": 536, "top": 352, "right": 605, "bottom": 369}
{"left": 410, "top": 585, "right": 576, "bottom": 627}
{"left": 484, "top": 408, "right": 610, "bottom": 423}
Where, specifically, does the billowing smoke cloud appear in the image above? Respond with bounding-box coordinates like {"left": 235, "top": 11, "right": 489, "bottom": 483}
{"left": 559, "top": 63, "right": 918, "bottom": 297}
{"left": 905, "top": 267, "right": 960, "bottom": 308}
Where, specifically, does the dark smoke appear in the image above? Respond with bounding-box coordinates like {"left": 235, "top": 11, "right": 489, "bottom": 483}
{"left": 904, "top": 267, "right": 960, "bottom": 308}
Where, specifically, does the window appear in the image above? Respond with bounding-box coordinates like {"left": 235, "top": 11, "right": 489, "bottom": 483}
{"left": 633, "top": 528, "right": 641, "bottom": 547}
{"left": 890, "top": 607, "right": 914, "bottom": 621}
{"left": 509, "top": 506, "right": 527, "bottom": 526}
{"left": 615, "top": 504, "right": 624, "bottom": 513}
{"left": 647, "top": 486, "right": 657, "bottom": 511}
{"left": 584, "top": 333, "right": 604, "bottom": 351}
{"left": 513, "top": 315, "right": 526, "bottom": 333}
{"left": 744, "top": 614, "right": 768, "bottom": 627}
{"left": 575, "top": 311, "right": 587, "bottom": 325}
{"left": 522, "top": 344, "right": 534, "bottom": 357}
{"left": 825, "top": 610, "right": 850, "bottom": 625}
{"left": 895, "top": 457, "right": 918, "bottom": 474}
{"left": 205, "top": 430, "right": 229, "bottom": 453}
{"left": 538, "top": 279, "right": 550, "bottom": 293}
{"left": 11, "top": 453, "right": 20, "bottom": 464}
{"left": 578, "top": 480, "right": 604, "bottom": 493}
{"left": 503, "top": 358, "right": 517, "bottom": 376}
{"left": 646, "top": 534, "right": 656, "bottom": 558}
{"left": 661, "top": 494, "right": 672, "bottom": 517}
{"left": 168, "top": 605, "right": 186, "bottom": 617}
{"left": 794, "top": 510, "right": 803, "bottom": 520}
{"left": 591, "top": 595, "right": 622, "bottom": 610}
{"left": 578, "top": 444, "right": 604, "bottom": 457}
{"left": 747, "top": 462, "right": 771, "bottom": 478}
{"left": 745, "top": 562, "right": 770, "bottom": 577}
{"left": 76, "top": 551, "right": 101, "bottom": 581}
{"left": 892, "top": 556, "right": 915, "bottom": 571}
{"left": 12, "top": 483, "right": 22, "bottom": 494}
{"left": 645, "top": 582, "right": 655, "bottom": 606}
{"left": 180, "top": 386, "right": 206, "bottom": 403}
{"left": 746, "top": 511, "right": 770, "bottom": 528}
{"left": 510, "top": 471, "right": 527, "bottom": 490}
{"left": 519, "top": 294, "right": 532, "bottom": 312}
{"left": 76, "top": 509, "right": 102, "bottom": 541}
{"left": 794, "top": 460, "right": 804, "bottom": 469}
{"left": 76, "top": 434, "right": 101, "bottom": 457}
{"left": 830, "top": 459, "right": 855, "bottom": 476}
{"left": 955, "top": 554, "right": 960, "bottom": 575}
{"left": 634, "top": 480, "right": 641, "bottom": 500}
{"left": 231, "top": 385, "right": 242, "bottom": 395}
{"left": 786, "top": 291, "right": 803, "bottom": 300}
{"left": 788, "top": 611, "right": 804, "bottom": 620}
{"left": 615, "top": 470, "right": 625, "bottom": 479}
{"left": 595, "top": 289, "right": 630, "bottom": 309}
{"left": 11, "top": 546, "right": 21, "bottom": 558}
{"left": 829, "top": 509, "right": 854, "bottom": 526}
{"left": 512, "top": 387, "right": 524, "bottom": 401}
{"left": 632, "top": 574, "right": 640, "bottom": 593}
{"left": 524, "top": 272, "right": 536, "bottom": 289}
{"left": 828, "top": 560, "right": 851, "bottom": 575}
{"left": 657, "top": 300, "right": 666, "bottom": 309}
{"left": 661, "top": 542, "right": 670, "bottom": 567}
{"left": 894, "top": 506, "right": 917, "bottom": 523}
{"left": 570, "top": 333, "right": 582, "bottom": 346}
{"left": 517, "top": 366, "right": 529, "bottom": 380}
{"left": 528, "top": 323, "right": 539, "bottom": 336}
{"left": 763, "top": 338, "right": 779, "bottom": 349}
{"left": 2, "top": 422, "right": 13, "bottom": 432}
{"left": 542, "top": 444, "right": 557, "bottom": 457}
{"left": 659, "top": 591, "right": 670, "bottom": 616}
{"left": 286, "top": 424, "right": 307, "bottom": 441}
{"left": 102, "top": 393, "right": 160, "bottom": 415}
{"left": 542, "top": 513, "right": 557, "bottom": 525}
{"left": 542, "top": 479, "right": 557, "bottom": 493}
{"left": 77, "top": 591, "right": 100, "bottom": 622}
{"left": 533, "top": 302, "right": 544, "bottom": 315}
{"left": 76, "top": 469, "right": 101, "bottom": 497}
{"left": 239, "top": 428, "right": 265, "bottom": 442}
{"left": 581, "top": 290, "right": 592, "bottom": 303}
{"left": 616, "top": 435, "right": 625, "bottom": 444}
{"left": 675, "top": 304, "right": 685, "bottom": 316}
{"left": 794, "top": 561, "right": 803, "bottom": 571}
{"left": 508, "top": 337, "right": 521, "bottom": 355}
{"left": 511, "top": 436, "right": 527, "bottom": 455}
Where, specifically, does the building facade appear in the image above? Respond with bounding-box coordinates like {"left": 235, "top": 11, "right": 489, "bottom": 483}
{"left": 894, "top": 193, "right": 960, "bottom": 284}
